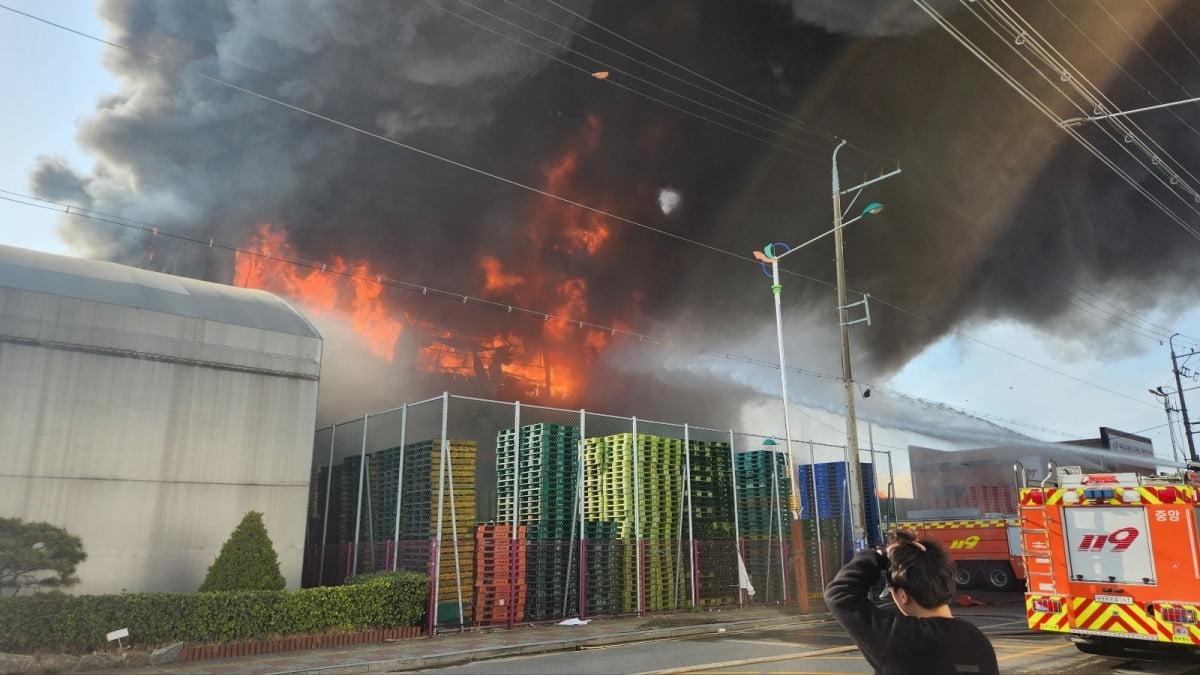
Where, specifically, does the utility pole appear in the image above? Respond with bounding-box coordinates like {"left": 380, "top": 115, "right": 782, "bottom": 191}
{"left": 1170, "top": 333, "right": 1199, "bottom": 463}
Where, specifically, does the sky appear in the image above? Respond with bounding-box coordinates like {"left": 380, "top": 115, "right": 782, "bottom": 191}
{"left": 2, "top": 0, "right": 1199, "bottom": 496}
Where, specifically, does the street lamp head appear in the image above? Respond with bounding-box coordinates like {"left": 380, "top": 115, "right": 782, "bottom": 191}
{"left": 763, "top": 242, "right": 791, "bottom": 259}
{"left": 861, "top": 202, "right": 885, "bottom": 217}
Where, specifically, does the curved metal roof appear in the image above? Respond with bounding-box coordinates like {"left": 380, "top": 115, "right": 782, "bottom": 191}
{"left": 0, "top": 244, "right": 320, "bottom": 338}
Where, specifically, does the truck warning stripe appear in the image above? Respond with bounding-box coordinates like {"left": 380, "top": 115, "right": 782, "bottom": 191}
{"left": 1072, "top": 598, "right": 1157, "bottom": 638}
{"left": 901, "top": 519, "right": 1013, "bottom": 529}
{"left": 1020, "top": 486, "right": 1197, "bottom": 505}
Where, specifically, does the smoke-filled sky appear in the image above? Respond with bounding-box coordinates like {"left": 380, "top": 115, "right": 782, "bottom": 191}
{"left": 3, "top": 0, "right": 1200, "bottom": 478}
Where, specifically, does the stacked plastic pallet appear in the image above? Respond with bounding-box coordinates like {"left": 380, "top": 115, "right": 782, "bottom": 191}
{"left": 495, "top": 423, "right": 580, "bottom": 620}
{"left": 396, "top": 438, "right": 477, "bottom": 624}
{"left": 309, "top": 465, "right": 326, "bottom": 520}
{"left": 582, "top": 434, "right": 634, "bottom": 537}
{"left": 583, "top": 519, "right": 622, "bottom": 615}
{"left": 335, "top": 457, "right": 366, "bottom": 545}
{"left": 311, "top": 464, "right": 344, "bottom": 580}
{"left": 367, "top": 446, "right": 404, "bottom": 543}
{"left": 688, "top": 442, "right": 735, "bottom": 539}
{"left": 687, "top": 441, "right": 737, "bottom": 606}
{"left": 797, "top": 461, "right": 881, "bottom": 582}
{"left": 642, "top": 435, "right": 686, "bottom": 612}
{"left": 473, "top": 524, "right": 526, "bottom": 625}
{"left": 736, "top": 450, "right": 793, "bottom": 603}
{"left": 582, "top": 433, "right": 684, "bottom": 613}
{"left": 582, "top": 434, "right": 632, "bottom": 613}
{"left": 796, "top": 462, "right": 880, "bottom": 533}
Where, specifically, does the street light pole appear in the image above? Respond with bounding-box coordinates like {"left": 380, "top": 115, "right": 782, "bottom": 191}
{"left": 755, "top": 142, "right": 900, "bottom": 552}
{"left": 767, "top": 254, "right": 800, "bottom": 521}
{"left": 831, "top": 140, "right": 867, "bottom": 552}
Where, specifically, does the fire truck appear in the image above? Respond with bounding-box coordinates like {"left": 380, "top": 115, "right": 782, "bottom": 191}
{"left": 897, "top": 514, "right": 1024, "bottom": 591}
{"left": 1019, "top": 463, "right": 1200, "bottom": 657}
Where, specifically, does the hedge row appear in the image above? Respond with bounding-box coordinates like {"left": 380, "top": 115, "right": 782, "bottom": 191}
{"left": 0, "top": 571, "right": 428, "bottom": 653}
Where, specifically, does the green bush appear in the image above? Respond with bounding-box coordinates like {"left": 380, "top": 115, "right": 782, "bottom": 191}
{"left": 199, "top": 511, "right": 285, "bottom": 592}
{"left": 0, "top": 572, "right": 428, "bottom": 653}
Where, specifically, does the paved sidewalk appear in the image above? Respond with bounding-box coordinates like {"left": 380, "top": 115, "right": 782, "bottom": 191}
{"left": 123, "top": 605, "right": 816, "bottom": 674}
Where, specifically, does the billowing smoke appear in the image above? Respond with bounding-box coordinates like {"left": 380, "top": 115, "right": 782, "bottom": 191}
{"left": 29, "top": 0, "right": 1200, "bottom": 434}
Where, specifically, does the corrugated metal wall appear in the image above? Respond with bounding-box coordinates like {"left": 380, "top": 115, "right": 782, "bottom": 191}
{"left": 0, "top": 254, "right": 322, "bottom": 594}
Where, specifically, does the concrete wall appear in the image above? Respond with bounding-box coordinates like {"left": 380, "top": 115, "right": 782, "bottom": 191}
{"left": 0, "top": 268, "right": 321, "bottom": 594}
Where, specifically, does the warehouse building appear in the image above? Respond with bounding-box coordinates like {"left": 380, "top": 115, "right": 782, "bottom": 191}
{"left": 908, "top": 428, "right": 1165, "bottom": 515}
{"left": 0, "top": 244, "right": 322, "bottom": 594}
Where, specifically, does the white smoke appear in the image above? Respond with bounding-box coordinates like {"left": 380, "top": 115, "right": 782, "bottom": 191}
{"left": 657, "top": 187, "right": 682, "bottom": 215}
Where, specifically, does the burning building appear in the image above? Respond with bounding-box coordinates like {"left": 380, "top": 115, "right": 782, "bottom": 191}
{"left": 0, "top": 244, "right": 322, "bottom": 594}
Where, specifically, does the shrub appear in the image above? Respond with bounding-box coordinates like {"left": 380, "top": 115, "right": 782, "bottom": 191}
{"left": 199, "top": 511, "right": 285, "bottom": 592}
{"left": 0, "top": 572, "right": 428, "bottom": 653}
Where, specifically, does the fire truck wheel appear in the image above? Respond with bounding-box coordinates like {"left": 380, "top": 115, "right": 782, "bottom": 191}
{"left": 984, "top": 564, "right": 1014, "bottom": 591}
{"left": 953, "top": 564, "right": 977, "bottom": 590}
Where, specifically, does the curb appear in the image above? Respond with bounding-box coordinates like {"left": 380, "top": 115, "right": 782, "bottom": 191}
{"left": 276, "top": 613, "right": 830, "bottom": 674}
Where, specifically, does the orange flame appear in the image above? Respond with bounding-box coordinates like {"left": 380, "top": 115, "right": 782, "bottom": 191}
{"left": 234, "top": 114, "right": 628, "bottom": 404}
{"left": 464, "top": 114, "right": 621, "bottom": 400}
{"left": 479, "top": 255, "right": 522, "bottom": 293}
{"left": 235, "top": 224, "right": 404, "bottom": 361}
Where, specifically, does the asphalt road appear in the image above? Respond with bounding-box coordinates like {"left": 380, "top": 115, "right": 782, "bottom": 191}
{"left": 410, "top": 596, "right": 1200, "bottom": 674}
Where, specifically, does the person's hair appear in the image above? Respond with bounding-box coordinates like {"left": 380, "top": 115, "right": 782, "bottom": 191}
{"left": 884, "top": 528, "right": 956, "bottom": 609}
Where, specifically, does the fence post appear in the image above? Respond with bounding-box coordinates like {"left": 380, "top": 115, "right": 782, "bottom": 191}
{"left": 632, "top": 417, "right": 644, "bottom": 616}
{"left": 807, "top": 441, "right": 827, "bottom": 587}
{"left": 508, "top": 402, "right": 521, "bottom": 629}
{"left": 351, "top": 414, "right": 369, "bottom": 577}
{"left": 318, "top": 424, "right": 336, "bottom": 586}
{"left": 391, "top": 404, "right": 407, "bottom": 572}
{"left": 684, "top": 424, "right": 697, "bottom": 607}
{"left": 444, "top": 428, "right": 465, "bottom": 630}
{"left": 428, "top": 393, "right": 449, "bottom": 636}
{"left": 771, "top": 440, "right": 788, "bottom": 603}
{"left": 578, "top": 408, "right": 588, "bottom": 620}
{"left": 728, "top": 430, "right": 744, "bottom": 607}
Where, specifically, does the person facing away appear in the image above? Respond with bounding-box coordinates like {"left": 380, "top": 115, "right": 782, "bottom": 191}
{"left": 823, "top": 528, "right": 999, "bottom": 675}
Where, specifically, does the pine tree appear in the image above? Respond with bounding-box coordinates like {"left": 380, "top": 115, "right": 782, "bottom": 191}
{"left": 0, "top": 517, "right": 87, "bottom": 596}
{"left": 199, "top": 511, "right": 285, "bottom": 591}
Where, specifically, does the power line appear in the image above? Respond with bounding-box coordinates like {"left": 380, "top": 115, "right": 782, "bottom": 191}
{"left": 1142, "top": 0, "right": 1200, "bottom": 71}
{"left": 1044, "top": 0, "right": 1200, "bottom": 185}
{"left": 537, "top": 0, "right": 899, "bottom": 169}
{"left": 0, "top": 6, "right": 1166, "bottom": 417}
{"left": 912, "top": 0, "right": 1200, "bottom": 242}
{"left": 436, "top": 0, "right": 883, "bottom": 172}
{"left": 1, "top": 188, "right": 1110, "bottom": 441}
{"left": 973, "top": 0, "right": 1200, "bottom": 209}
{"left": 487, "top": 0, "right": 895, "bottom": 172}
{"left": 455, "top": 0, "right": 1198, "bottom": 349}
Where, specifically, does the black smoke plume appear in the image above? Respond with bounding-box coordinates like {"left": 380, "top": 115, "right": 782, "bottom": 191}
{"left": 31, "top": 0, "right": 1199, "bottom": 434}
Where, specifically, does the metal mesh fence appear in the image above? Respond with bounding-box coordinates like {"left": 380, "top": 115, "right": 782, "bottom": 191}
{"left": 302, "top": 394, "right": 894, "bottom": 630}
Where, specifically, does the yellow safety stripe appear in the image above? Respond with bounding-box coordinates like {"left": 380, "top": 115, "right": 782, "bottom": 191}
{"left": 898, "top": 519, "right": 1014, "bottom": 529}
{"left": 1071, "top": 597, "right": 1158, "bottom": 638}
{"left": 1019, "top": 485, "right": 1198, "bottom": 505}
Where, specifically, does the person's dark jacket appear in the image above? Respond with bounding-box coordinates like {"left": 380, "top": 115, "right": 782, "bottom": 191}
{"left": 823, "top": 549, "right": 999, "bottom": 675}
